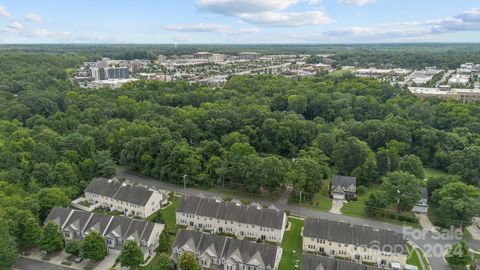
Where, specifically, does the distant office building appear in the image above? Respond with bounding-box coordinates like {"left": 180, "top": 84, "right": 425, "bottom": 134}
{"left": 238, "top": 52, "right": 261, "bottom": 61}
{"left": 194, "top": 52, "right": 213, "bottom": 60}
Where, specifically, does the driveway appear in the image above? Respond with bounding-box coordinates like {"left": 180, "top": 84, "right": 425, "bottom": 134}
{"left": 416, "top": 213, "right": 437, "bottom": 232}
{"left": 95, "top": 249, "right": 120, "bottom": 270}
{"left": 329, "top": 199, "right": 344, "bottom": 214}
{"left": 467, "top": 225, "right": 480, "bottom": 241}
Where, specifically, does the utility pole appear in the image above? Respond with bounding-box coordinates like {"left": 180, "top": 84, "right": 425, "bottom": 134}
{"left": 183, "top": 174, "right": 188, "bottom": 197}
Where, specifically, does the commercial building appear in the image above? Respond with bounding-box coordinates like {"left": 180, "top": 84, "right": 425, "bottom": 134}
{"left": 238, "top": 52, "right": 261, "bottom": 61}
{"left": 408, "top": 85, "right": 480, "bottom": 104}
{"left": 303, "top": 218, "right": 408, "bottom": 268}
{"left": 88, "top": 78, "right": 138, "bottom": 89}
{"left": 84, "top": 177, "right": 168, "bottom": 218}
{"left": 172, "top": 230, "right": 282, "bottom": 270}
{"left": 194, "top": 52, "right": 214, "bottom": 60}
{"left": 176, "top": 196, "right": 287, "bottom": 243}
{"left": 45, "top": 207, "right": 164, "bottom": 260}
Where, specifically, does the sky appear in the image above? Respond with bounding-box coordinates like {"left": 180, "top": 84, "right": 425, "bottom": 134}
{"left": 0, "top": 0, "right": 479, "bottom": 44}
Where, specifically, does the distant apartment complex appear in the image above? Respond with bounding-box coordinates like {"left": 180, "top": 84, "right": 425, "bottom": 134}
{"left": 408, "top": 85, "right": 480, "bottom": 104}
{"left": 84, "top": 177, "right": 168, "bottom": 218}
{"left": 172, "top": 230, "right": 282, "bottom": 270}
{"left": 45, "top": 207, "right": 164, "bottom": 260}
{"left": 303, "top": 218, "right": 408, "bottom": 268}
{"left": 176, "top": 196, "right": 287, "bottom": 243}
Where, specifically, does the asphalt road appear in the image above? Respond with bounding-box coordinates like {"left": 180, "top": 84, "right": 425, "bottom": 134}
{"left": 116, "top": 167, "right": 480, "bottom": 270}
{"left": 13, "top": 257, "right": 74, "bottom": 270}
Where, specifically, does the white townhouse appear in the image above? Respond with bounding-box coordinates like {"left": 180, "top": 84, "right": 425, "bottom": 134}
{"left": 45, "top": 207, "right": 165, "bottom": 260}
{"left": 303, "top": 218, "right": 408, "bottom": 269}
{"left": 176, "top": 196, "right": 287, "bottom": 243}
{"left": 171, "top": 230, "right": 282, "bottom": 270}
{"left": 84, "top": 177, "right": 167, "bottom": 218}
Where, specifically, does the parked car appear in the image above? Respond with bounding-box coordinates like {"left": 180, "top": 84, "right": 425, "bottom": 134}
{"left": 74, "top": 256, "right": 83, "bottom": 263}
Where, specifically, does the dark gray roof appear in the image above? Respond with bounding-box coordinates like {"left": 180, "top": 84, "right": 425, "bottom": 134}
{"left": 44, "top": 207, "right": 73, "bottom": 226}
{"left": 303, "top": 218, "right": 407, "bottom": 255}
{"left": 225, "top": 238, "right": 279, "bottom": 268}
{"left": 419, "top": 187, "right": 428, "bottom": 200}
{"left": 332, "top": 175, "right": 356, "bottom": 188}
{"left": 85, "top": 178, "right": 156, "bottom": 206}
{"left": 302, "top": 254, "right": 382, "bottom": 270}
{"left": 177, "top": 196, "right": 285, "bottom": 229}
{"left": 114, "top": 184, "right": 154, "bottom": 206}
{"left": 63, "top": 210, "right": 92, "bottom": 231}
{"left": 44, "top": 208, "right": 162, "bottom": 245}
{"left": 172, "top": 230, "right": 280, "bottom": 268}
{"left": 85, "top": 177, "right": 122, "bottom": 198}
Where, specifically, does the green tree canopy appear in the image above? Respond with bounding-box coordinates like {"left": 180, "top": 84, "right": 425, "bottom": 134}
{"left": 179, "top": 252, "right": 200, "bottom": 270}
{"left": 381, "top": 171, "right": 421, "bottom": 212}
{"left": 81, "top": 231, "right": 107, "bottom": 261}
{"left": 39, "top": 221, "right": 64, "bottom": 253}
{"left": 119, "top": 240, "right": 144, "bottom": 269}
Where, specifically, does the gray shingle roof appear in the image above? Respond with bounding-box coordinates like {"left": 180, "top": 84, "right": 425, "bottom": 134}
{"left": 44, "top": 207, "right": 73, "bottom": 227}
{"left": 84, "top": 177, "right": 157, "bottom": 206}
{"left": 332, "top": 175, "right": 356, "bottom": 188}
{"left": 303, "top": 218, "right": 407, "bottom": 255}
{"left": 302, "top": 254, "right": 382, "bottom": 270}
{"left": 44, "top": 208, "right": 162, "bottom": 246}
{"left": 177, "top": 196, "right": 285, "bottom": 229}
{"left": 172, "top": 230, "right": 280, "bottom": 268}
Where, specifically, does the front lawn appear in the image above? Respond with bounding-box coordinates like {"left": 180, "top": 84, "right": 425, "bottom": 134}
{"left": 341, "top": 185, "right": 419, "bottom": 227}
{"left": 279, "top": 217, "right": 304, "bottom": 270}
{"left": 291, "top": 180, "right": 332, "bottom": 212}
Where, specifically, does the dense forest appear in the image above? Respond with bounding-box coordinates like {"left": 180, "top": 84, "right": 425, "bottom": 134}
{"left": 0, "top": 46, "right": 480, "bottom": 268}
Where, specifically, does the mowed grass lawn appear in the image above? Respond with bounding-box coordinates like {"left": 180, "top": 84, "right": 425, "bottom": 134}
{"left": 279, "top": 218, "right": 304, "bottom": 270}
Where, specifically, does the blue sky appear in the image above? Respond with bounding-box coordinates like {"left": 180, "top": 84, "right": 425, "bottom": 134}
{"left": 0, "top": 0, "right": 479, "bottom": 43}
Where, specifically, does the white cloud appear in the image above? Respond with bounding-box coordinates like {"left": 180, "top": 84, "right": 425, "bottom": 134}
{"left": 319, "top": 7, "right": 480, "bottom": 42}
{"left": 240, "top": 10, "right": 332, "bottom": 26}
{"left": 163, "top": 23, "right": 260, "bottom": 35}
{"left": 337, "top": 0, "right": 377, "bottom": 6}
{"left": 173, "top": 35, "right": 193, "bottom": 43}
{"left": 7, "top": 22, "right": 23, "bottom": 30}
{"left": 0, "top": 5, "right": 11, "bottom": 17}
{"left": 196, "top": 0, "right": 332, "bottom": 27}
{"left": 25, "top": 13, "right": 44, "bottom": 23}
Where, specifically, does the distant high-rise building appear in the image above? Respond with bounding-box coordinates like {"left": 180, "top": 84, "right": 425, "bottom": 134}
{"left": 193, "top": 52, "right": 213, "bottom": 60}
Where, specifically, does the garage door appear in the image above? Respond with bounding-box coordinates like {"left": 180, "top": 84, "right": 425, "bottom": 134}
{"left": 333, "top": 194, "right": 345, "bottom": 200}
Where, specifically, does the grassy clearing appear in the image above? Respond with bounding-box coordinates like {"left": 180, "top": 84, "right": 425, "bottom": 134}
{"left": 291, "top": 180, "right": 332, "bottom": 212}
{"left": 279, "top": 217, "right": 304, "bottom": 270}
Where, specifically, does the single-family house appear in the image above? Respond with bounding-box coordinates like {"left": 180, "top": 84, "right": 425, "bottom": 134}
{"left": 412, "top": 187, "right": 429, "bottom": 214}
{"left": 329, "top": 175, "right": 357, "bottom": 200}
